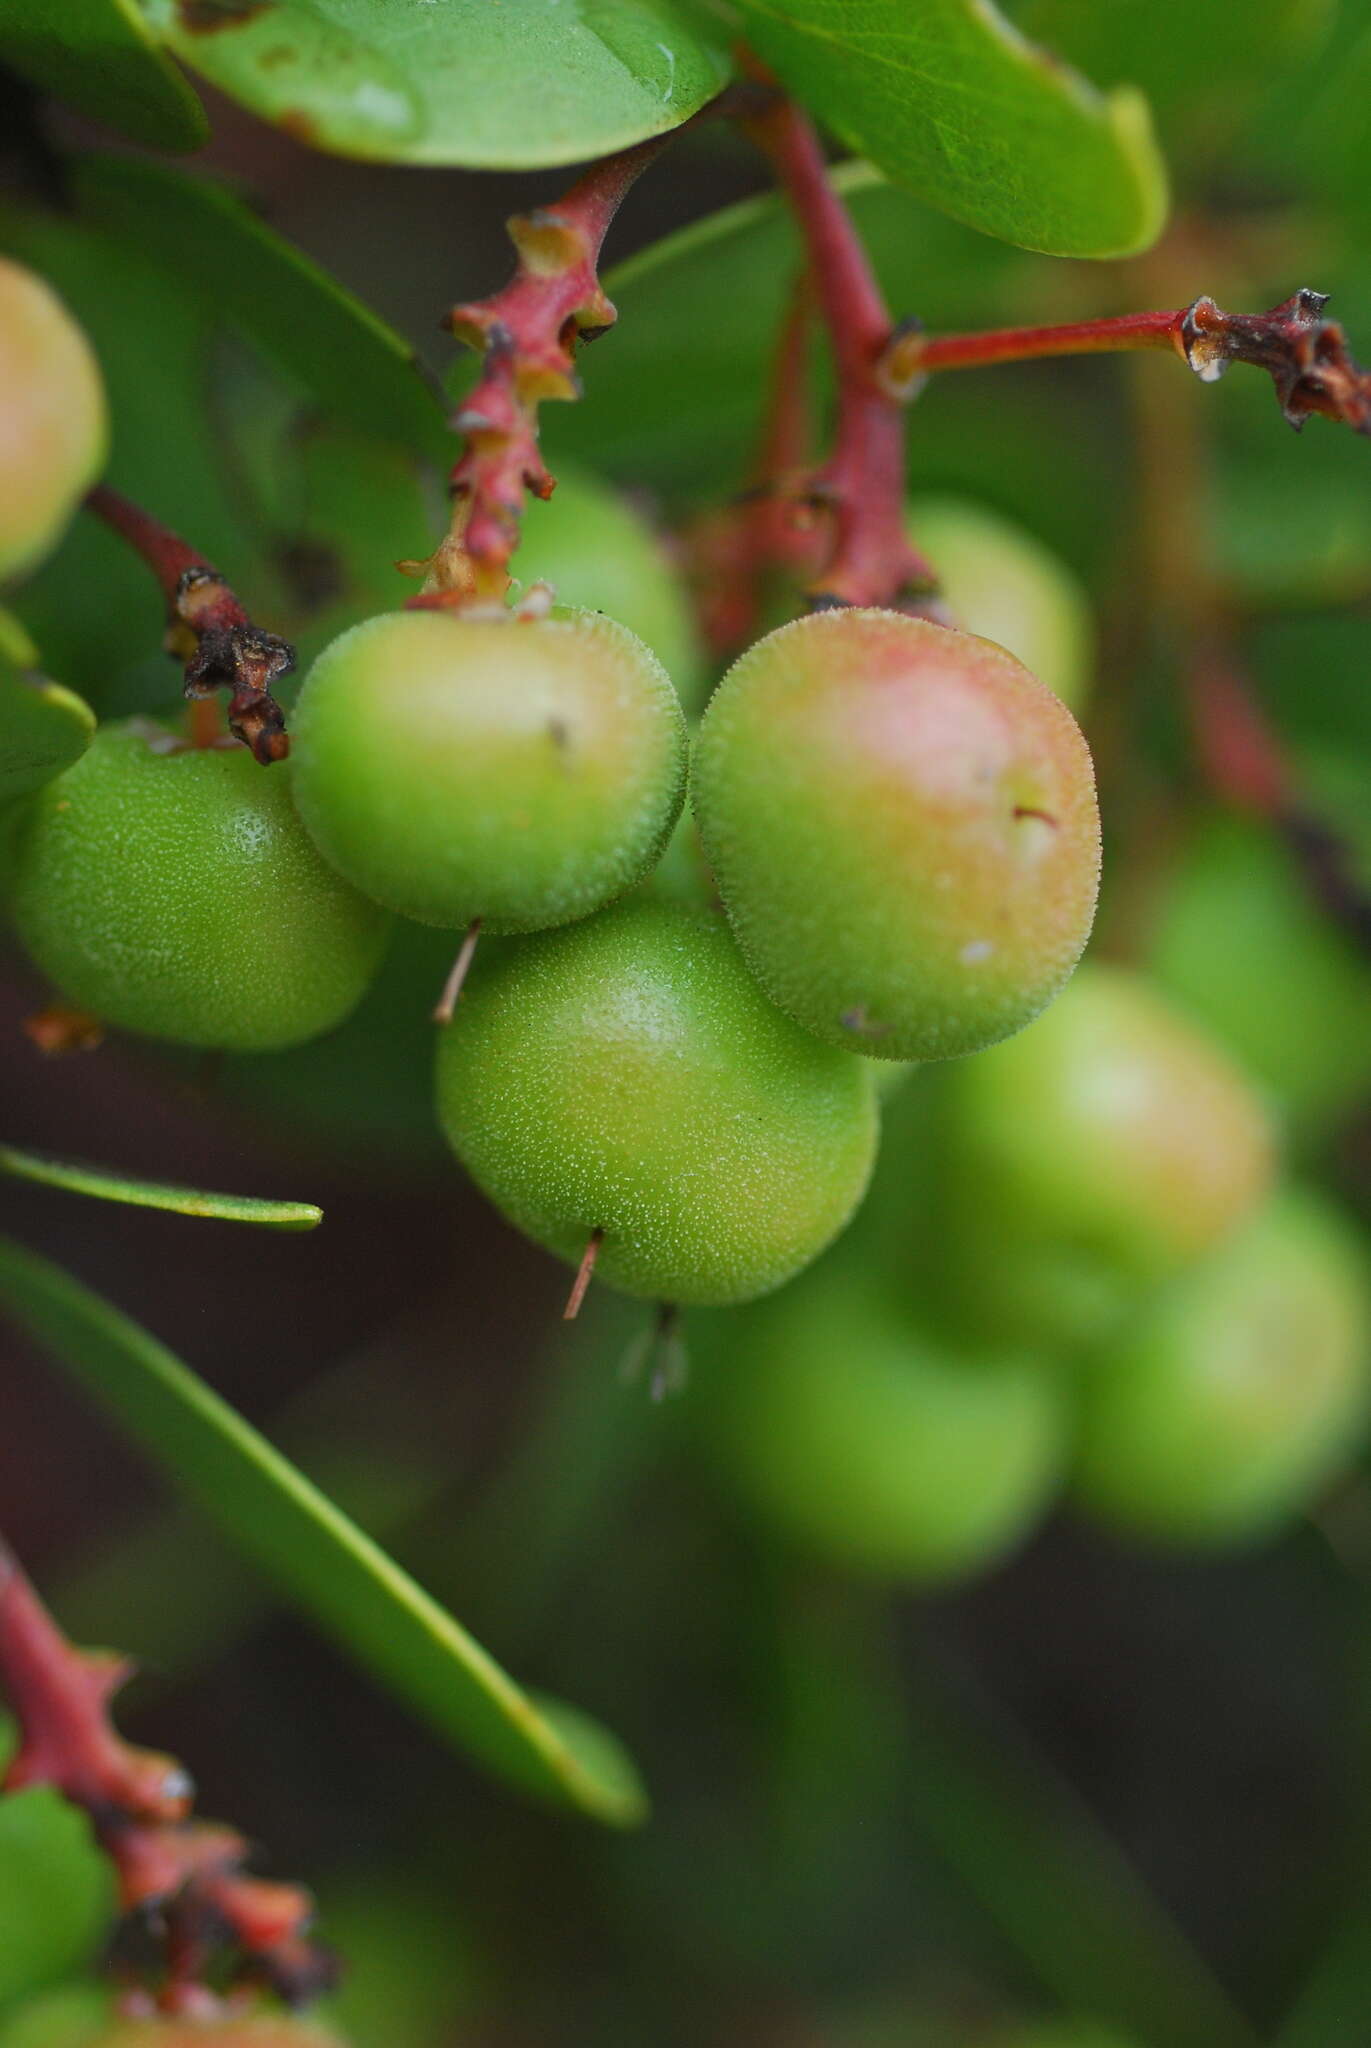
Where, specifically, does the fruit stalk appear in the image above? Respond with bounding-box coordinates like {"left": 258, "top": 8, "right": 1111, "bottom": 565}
{"left": 421, "top": 130, "right": 678, "bottom": 607}
{"left": 747, "top": 97, "right": 936, "bottom": 607}
{"left": 888, "top": 291, "right": 1371, "bottom": 434}
{"left": 0, "top": 1532, "right": 334, "bottom": 2012}
{"left": 85, "top": 484, "right": 294, "bottom": 764}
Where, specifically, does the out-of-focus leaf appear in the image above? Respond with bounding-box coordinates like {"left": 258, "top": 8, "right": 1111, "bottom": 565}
{"left": 70, "top": 155, "right": 446, "bottom": 459}
{"left": 0, "top": 0, "right": 206, "bottom": 150}
{"left": 0, "top": 1237, "right": 649, "bottom": 1829}
{"left": 0, "top": 663, "right": 95, "bottom": 802}
{"left": 0, "top": 1145, "right": 322, "bottom": 1229}
{"left": 0, "top": 1786, "right": 111, "bottom": 2013}
{"left": 1015, "top": 0, "right": 1333, "bottom": 159}
{"left": 139, "top": 0, "right": 729, "bottom": 167}
{"left": 728, "top": 0, "right": 1167, "bottom": 256}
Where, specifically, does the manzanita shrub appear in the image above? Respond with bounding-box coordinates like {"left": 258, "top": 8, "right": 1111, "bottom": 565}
{"left": 2, "top": 3, "right": 1371, "bottom": 2042}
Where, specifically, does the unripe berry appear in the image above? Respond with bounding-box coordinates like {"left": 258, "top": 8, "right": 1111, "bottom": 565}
{"left": 512, "top": 459, "right": 704, "bottom": 710}
{"left": 695, "top": 1261, "right": 1064, "bottom": 1583}
{"left": 293, "top": 607, "right": 687, "bottom": 931}
{"left": 692, "top": 610, "right": 1100, "bottom": 1062}
{"left": 435, "top": 899, "right": 878, "bottom": 1305}
{"left": 1073, "top": 1189, "right": 1371, "bottom": 1545}
{"left": 11, "top": 721, "right": 390, "bottom": 1051}
{"left": 0, "top": 255, "right": 108, "bottom": 582}
{"left": 944, "top": 962, "right": 1276, "bottom": 1299}
{"left": 909, "top": 494, "right": 1094, "bottom": 712}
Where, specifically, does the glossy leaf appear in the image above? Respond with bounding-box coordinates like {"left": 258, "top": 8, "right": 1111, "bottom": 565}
{"left": 0, "top": 662, "right": 95, "bottom": 803}
{"left": 728, "top": 0, "right": 1167, "bottom": 256}
{"left": 0, "top": 1145, "right": 322, "bottom": 1229}
{"left": 0, "top": 0, "right": 206, "bottom": 150}
{"left": 139, "top": 0, "right": 730, "bottom": 168}
{"left": 71, "top": 154, "right": 446, "bottom": 458}
{"left": 0, "top": 1784, "right": 111, "bottom": 2013}
{"left": 0, "top": 1237, "right": 648, "bottom": 1829}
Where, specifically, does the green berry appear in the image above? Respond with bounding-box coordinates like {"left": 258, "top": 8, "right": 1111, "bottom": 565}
{"left": 1073, "top": 1189, "right": 1371, "bottom": 1545}
{"left": 945, "top": 963, "right": 1276, "bottom": 1294}
{"left": 292, "top": 606, "right": 687, "bottom": 931}
{"left": 909, "top": 494, "right": 1094, "bottom": 712}
{"left": 1148, "top": 810, "right": 1371, "bottom": 1134}
{"left": 11, "top": 721, "right": 390, "bottom": 1051}
{"left": 692, "top": 610, "right": 1100, "bottom": 1061}
{"left": 512, "top": 459, "right": 704, "bottom": 711}
{"left": 435, "top": 899, "right": 878, "bottom": 1305}
{"left": 695, "top": 1261, "right": 1064, "bottom": 1584}
{"left": 0, "top": 256, "right": 107, "bottom": 584}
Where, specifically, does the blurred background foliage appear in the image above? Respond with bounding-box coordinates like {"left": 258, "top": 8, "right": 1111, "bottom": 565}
{"left": 5, "top": 1, "right": 1371, "bottom": 2042}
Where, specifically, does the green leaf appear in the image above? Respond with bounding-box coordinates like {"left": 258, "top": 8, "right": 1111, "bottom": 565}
{"left": 0, "top": 1787, "right": 112, "bottom": 2013}
{"left": 0, "top": 662, "right": 95, "bottom": 803}
{"left": 0, "top": 1145, "right": 322, "bottom": 1229}
{"left": 0, "top": 1236, "right": 648, "bottom": 1830}
{"left": 1014, "top": 0, "right": 1334, "bottom": 162}
{"left": 727, "top": 0, "right": 1167, "bottom": 256}
{"left": 0, "top": 0, "right": 206, "bottom": 150}
{"left": 138, "top": 0, "right": 730, "bottom": 168}
{"left": 70, "top": 154, "right": 447, "bottom": 459}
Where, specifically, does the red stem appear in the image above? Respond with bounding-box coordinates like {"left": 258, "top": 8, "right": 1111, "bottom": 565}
{"left": 85, "top": 485, "right": 293, "bottom": 764}
{"left": 0, "top": 1532, "right": 333, "bottom": 2011}
{"left": 424, "top": 131, "right": 676, "bottom": 606}
{"left": 747, "top": 100, "right": 934, "bottom": 608}
{"left": 915, "top": 310, "right": 1183, "bottom": 377}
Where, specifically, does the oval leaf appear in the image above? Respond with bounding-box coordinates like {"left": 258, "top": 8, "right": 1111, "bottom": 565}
{"left": 70, "top": 154, "right": 447, "bottom": 458}
{"left": 0, "top": 0, "right": 206, "bottom": 150}
{"left": 0, "top": 1146, "right": 323, "bottom": 1229}
{"left": 0, "top": 660, "right": 95, "bottom": 803}
{"left": 0, "top": 1237, "right": 648, "bottom": 1829}
{"left": 139, "top": 0, "right": 730, "bottom": 168}
{"left": 729, "top": 0, "right": 1167, "bottom": 256}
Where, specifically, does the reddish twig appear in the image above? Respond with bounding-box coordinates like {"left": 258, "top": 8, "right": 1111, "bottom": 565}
{"left": 86, "top": 485, "right": 294, "bottom": 764}
{"left": 417, "top": 133, "right": 676, "bottom": 608}
{"left": 683, "top": 277, "right": 824, "bottom": 657}
{"left": 746, "top": 100, "right": 936, "bottom": 609}
{"left": 885, "top": 290, "right": 1371, "bottom": 435}
{"left": 0, "top": 1534, "right": 335, "bottom": 2014}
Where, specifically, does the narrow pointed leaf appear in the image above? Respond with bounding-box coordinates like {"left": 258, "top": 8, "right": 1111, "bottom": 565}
{"left": 729, "top": 0, "right": 1168, "bottom": 256}
{"left": 138, "top": 0, "right": 729, "bottom": 169}
{"left": 0, "top": 661, "right": 95, "bottom": 803}
{"left": 0, "top": 1238, "right": 648, "bottom": 1828}
{"left": 0, "top": 1147, "right": 323, "bottom": 1230}
{"left": 70, "top": 154, "right": 447, "bottom": 459}
{"left": 0, "top": 0, "right": 207, "bottom": 150}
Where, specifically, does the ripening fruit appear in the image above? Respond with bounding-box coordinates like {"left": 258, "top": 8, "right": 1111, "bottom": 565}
{"left": 695, "top": 1262, "right": 1064, "bottom": 1583}
{"left": 908, "top": 494, "right": 1094, "bottom": 712}
{"left": 692, "top": 610, "right": 1100, "bottom": 1062}
{"left": 11, "top": 721, "right": 390, "bottom": 1051}
{"left": 944, "top": 963, "right": 1276, "bottom": 1290}
{"left": 435, "top": 899, "right": 878, "bottom": 1305}
{"left": 0, "top": 255, "right": 108, "bottom": 583}
{"left": 1073, "top": 1189, "right": 1371, "bottom": 1545}
{"left": 293, "top": 606, "right": 687, "bottom": 931}
{"left": 512, "top": 459, "right": 705, "bottom": 711}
